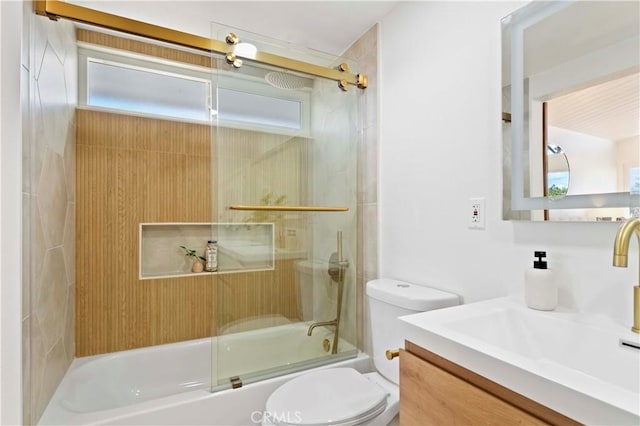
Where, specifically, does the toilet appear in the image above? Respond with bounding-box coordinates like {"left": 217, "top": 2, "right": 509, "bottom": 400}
{"left": 264, "top": 278, "right": 459, "bottom": 426}
{"left": 295, "top": 260, "right": 334, "bottom": 322}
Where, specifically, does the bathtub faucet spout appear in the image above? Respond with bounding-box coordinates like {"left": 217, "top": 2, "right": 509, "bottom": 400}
{"left": 307, "top": 231, "right": 347, "bottom": 355}
{"left": 307, "top": 320, "right": 338, "bottom": 336}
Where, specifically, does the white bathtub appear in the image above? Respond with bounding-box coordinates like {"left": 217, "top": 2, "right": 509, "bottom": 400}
{"left": 39, "top": 322, "right": 369, "bottom": 425}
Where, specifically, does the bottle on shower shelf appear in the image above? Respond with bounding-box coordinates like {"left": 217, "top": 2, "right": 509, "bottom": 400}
{"left": 204, "top": 240, "right": 218, "bottom": 272}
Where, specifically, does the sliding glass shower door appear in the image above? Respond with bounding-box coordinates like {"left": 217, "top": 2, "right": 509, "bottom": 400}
{"left": 210, "top": 24, "right": 360, "bottom": 391}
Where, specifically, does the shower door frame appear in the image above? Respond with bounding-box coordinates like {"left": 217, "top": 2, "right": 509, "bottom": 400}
{"left": 34, "top": 0, "right": 368, "bottom": 90}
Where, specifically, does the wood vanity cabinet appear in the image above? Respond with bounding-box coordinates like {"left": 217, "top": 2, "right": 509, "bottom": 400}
{"left": 399, "top": 341, "right": 581, "bottom": 426}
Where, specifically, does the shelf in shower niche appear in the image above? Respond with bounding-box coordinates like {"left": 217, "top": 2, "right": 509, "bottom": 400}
{"left": 139, "top": 222, "right": 275, "bottom": 280}
{"left": 146, "top": 271, "right": 216, "bottom": 280}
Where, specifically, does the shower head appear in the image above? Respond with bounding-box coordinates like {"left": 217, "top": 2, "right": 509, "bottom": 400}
{"left": 265, "top": 71, "right": 306, "bottom": 90}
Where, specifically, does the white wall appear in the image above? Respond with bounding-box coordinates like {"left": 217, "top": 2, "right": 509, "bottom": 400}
{"left": 0, "top": 1, "right": 24, "bottom": 424}
{"left": 549, "top": 127, "right": 617, "bottom": 196}
{"left": 616, "top": 135, "right": 640, "bottom": 192}
{"left": 379, "top": 1, "right": 637, "bottom": 328}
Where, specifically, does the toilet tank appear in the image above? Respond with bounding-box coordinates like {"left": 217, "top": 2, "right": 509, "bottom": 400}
{"left": 295, "top": 260, "right": 333, "bottom": 321}
{"left": 366, "top": 279, "right": 459, "bottom": 384}
{"left": 295, "top": 260, "right": 318, "bottom": 322}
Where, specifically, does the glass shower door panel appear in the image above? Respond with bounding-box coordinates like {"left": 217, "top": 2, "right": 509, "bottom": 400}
{"left": 211, "top": 24, "right": 359, "bottom": 391}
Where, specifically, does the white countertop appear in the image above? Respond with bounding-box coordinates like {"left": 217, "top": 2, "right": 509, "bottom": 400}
{"left": 398, "top": 297, "right": 640, "bottom": 425}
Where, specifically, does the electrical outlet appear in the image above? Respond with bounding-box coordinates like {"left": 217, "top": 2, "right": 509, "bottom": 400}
{"left": 469, "top": 197, "right": 485, "bottom": 229}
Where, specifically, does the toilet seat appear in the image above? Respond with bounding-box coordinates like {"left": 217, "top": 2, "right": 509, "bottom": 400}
{"left": 265, "top": 368, "right": 388, "bottom": 426}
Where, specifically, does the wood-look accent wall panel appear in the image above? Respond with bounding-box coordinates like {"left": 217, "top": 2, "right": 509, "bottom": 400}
{"left": 76, "top": 109, "right": 301, "bottom": 356}
{"left": 77, "top": 28, "right": 212, "bottom": 68}
{"left": 217, "top": 260, "right": 299, "bottom": 330}
{"left": 77, "top": 143, "right": 120, "bottom": 354}
{"left": 75, "top": 29, "right": 306, "bottom": 356}
{"left": 76, "top": 109, "right": 214, "bottom": 356}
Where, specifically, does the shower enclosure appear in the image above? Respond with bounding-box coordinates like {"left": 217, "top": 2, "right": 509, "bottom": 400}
{"left": 209, "top": 24, "right": 361, "bottom": 390}
{"left": 27, "top": 5, "right": 367, "bottom": 421}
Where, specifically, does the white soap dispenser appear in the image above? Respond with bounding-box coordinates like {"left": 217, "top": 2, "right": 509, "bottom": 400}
{"left": 525, "top": 251, "right": 557, "bottom": 311}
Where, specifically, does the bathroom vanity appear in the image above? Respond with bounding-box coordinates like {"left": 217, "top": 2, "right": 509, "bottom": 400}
{"left": 397, "top": 297, "right": 640, "bottom": 425}
{"left": 399, "top": 342, "right": 576, "bottom": 425}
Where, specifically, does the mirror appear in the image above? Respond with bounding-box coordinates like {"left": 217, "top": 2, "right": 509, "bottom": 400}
{"left": 502, "top": 1, "right": 640, "bottom": 221}
{"left": 546, "top": 144, "right": 569, "bottom": 200}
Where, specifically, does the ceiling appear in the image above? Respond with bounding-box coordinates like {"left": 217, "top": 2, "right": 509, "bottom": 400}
{"left": 70, "top": 1, "right": 398, "bottom": 56}
{"left": 547, "top": 72, "right": 640, "bottom": 142}
{"left": 523, "top": 1, "right": 639, "bottom": 80}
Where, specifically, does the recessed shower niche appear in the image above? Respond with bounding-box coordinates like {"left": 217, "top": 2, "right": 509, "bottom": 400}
{"left": 139, "top": 222, "right": 278, "bottom": 279}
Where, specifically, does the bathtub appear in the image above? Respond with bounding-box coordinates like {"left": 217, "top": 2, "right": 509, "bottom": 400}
{"left": 39, "top": 322, "right": 369, "bottom": 425}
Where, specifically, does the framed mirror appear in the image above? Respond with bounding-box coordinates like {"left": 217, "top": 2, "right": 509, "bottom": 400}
{"left": 502, "top": 1, "right": 639, "bottom": 221}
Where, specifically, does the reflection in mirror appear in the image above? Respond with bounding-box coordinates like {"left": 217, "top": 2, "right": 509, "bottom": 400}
{"left": 502, "top": 1, "right": 640, "bottom": 221}
{"left": 545, "top": 144, "right": 569, "bottom": 200}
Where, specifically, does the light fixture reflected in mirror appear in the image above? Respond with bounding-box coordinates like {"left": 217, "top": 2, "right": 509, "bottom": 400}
{"left": 547, "top": 144, "right": 562, "bottom": 155}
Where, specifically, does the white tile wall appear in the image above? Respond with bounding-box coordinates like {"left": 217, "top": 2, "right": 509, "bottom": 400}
{"left": 22, "top": 11, "right": 77, "bottom": 425}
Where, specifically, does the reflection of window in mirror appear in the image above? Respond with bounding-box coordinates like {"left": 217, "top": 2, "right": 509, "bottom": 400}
{"left": 631, "top": 167, "right": 640, "bottom": 218}
{"left": 541, "top": 71, "right": 640, "bottom": 221}
{"left": 542, "top": 102, "right": 570, "bottom": 219}
{"left": 548, "top": 171, "right": 569, "bottom": 196}
{"left": 631, "top": 167, "right": 640, "bottom": 193}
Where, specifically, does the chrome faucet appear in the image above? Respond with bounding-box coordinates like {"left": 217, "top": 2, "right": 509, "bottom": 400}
{"left": 613, "top": 218, "right": 640, "bottom": 333}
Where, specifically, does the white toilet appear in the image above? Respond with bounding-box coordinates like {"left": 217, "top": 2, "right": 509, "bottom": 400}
{"left": 264, "top": 278, "right": 459, "bottom": 426}
{"left": 295, "top": 260, "right": 335, "bottom": 322}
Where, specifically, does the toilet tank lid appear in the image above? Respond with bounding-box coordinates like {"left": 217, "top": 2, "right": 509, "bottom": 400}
{"left": 366, "top": 279, "right": 459, "bottom": 311}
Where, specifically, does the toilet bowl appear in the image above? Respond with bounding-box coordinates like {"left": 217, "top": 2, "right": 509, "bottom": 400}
{"left": 264, "top": 278, "right": 459, "bottom": 426}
